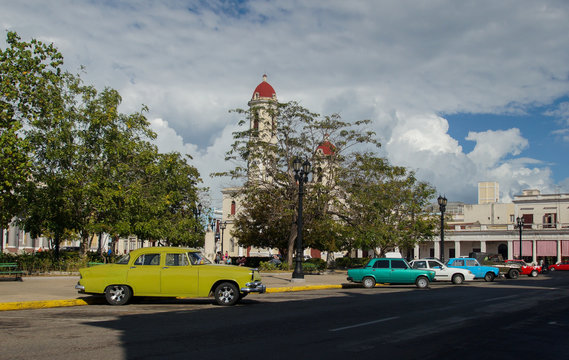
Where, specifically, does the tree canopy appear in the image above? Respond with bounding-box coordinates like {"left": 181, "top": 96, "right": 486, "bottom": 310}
{"left": 1, "top": 32, "right": 204, "bottom": 256}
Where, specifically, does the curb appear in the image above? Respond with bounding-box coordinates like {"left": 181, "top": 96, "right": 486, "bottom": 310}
{"left": 0, "top": 297, "right": 104, "bottom": 311}
{"left": 266, "top": 284, "right": 343, "bottom": 293}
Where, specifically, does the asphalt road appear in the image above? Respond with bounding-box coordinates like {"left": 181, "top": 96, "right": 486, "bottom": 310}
{"left": 2, "top": 273, "right": 569, "bottom": 360}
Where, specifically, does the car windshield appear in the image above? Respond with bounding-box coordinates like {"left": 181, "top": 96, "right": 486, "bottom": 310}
{"left": 188, "top": 251, "right": 212, "bottom": 265}
{"left": 116, "top": 254, "right": 130, "bottom": 264}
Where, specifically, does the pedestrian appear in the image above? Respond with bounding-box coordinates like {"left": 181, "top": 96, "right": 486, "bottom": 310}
{"left": 215, "top": 251, "right": 221, "bottom": 264}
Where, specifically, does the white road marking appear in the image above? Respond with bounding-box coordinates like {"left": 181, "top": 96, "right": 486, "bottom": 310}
{"left": 329, "top": 316, "right": 400, "bottom": 332}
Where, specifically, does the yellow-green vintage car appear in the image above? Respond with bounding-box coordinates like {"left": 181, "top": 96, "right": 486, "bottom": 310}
{"left": 75, "top": 247, "right": 266, "bottom": 306}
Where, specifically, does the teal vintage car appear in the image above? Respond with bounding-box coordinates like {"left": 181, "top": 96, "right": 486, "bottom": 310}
{"left": 347, "top": 258, "right": 436, "bottom": 289}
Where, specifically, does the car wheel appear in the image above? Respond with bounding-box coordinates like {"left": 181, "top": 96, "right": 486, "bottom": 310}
{"left": 484, "top": 272, "right": 495, "bottom": 282}
{"left": 104, "top": 285, "right": 132, "bottom": 305}
{"left": 214, "top": 282, "right": 239, "bottom": 306}
{"left": 530, "top": 270, "right": 538, "bottom": 277}
{"left": 508, "top": 269, "right": 519, "bottom": 279}
{"left": 362, "top": 277, "right": 376, "bottom": 288}
{"left": 550, "top": 267, "right": 556, "bottom": 272}
{"left": 415, "top": 276, "right": 429, "bottom": 289}
{"left": 451, "top": 274, "right": 464, "bottom": 285}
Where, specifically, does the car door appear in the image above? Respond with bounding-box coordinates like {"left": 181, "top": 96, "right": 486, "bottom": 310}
{"left": 127, "top": 253, "right": 162, "bottom": 295}
{"left": 389, "top": 259, "right": 413, "bottom": 283}
{"left": 465, "top": 259, "right": 484, "bottom": 277}
{"left": 160, "top": 252, "right": 199, "bottom": 296}
{"left": 428, "top": 260, "right": 449, "bottom": 280}
{"left": 372, "top": 259, "right": 391, "bottom": 282}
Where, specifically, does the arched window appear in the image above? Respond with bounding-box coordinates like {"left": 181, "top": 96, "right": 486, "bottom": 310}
{"left": 231, "top": 201, "right": 236, "bottom": 215}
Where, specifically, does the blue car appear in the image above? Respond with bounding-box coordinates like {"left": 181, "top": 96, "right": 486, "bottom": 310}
{"left": 446, "top": 258, "right": 499, "bottom": 282}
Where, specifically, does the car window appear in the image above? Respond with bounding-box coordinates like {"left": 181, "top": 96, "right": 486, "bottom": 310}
{"left": 391, "top": 260, "right": 408, "bottom": 269}
{"left": 373, "top": 259, "right": 390, "bottom": 268}
{"left": 134, "top": 253, "right": 161, "bottom": 266}
{"left": 453, "top": 259, "right": 465, "bottom": 266}
{"left": 188, "top": 252, "right": 212, "bottom": 265}
{"left": 465, "top": 259, "right": 477, "bottom": 266}
{"left": 165, "top": 253, "right": 190, "bottom": 266}
{"left": 117, "top": 254, "right": 130, "bottom": 264}
{"left": 428, "top": 260, "right": 442, "bottom": 268}
{"left": 412, "top": 261, "right": 427, "bottom": 269}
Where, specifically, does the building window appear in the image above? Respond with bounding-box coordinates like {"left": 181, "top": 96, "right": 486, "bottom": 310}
{"left": 231, "top": 201, "right": 236, "bottom": 216}
{"left": 543, "top": 213, "right": 556, "bottom": 228}
{"left": 449, "top": 249, "right": 456, "bottom": 258}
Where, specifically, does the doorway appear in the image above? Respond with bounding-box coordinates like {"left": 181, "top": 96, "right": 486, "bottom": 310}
{"left": 498, "top": 243, "right": 508, "bottom": 260}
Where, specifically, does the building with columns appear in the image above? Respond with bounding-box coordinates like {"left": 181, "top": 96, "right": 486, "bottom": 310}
{"left": 413, "top": 188, "right": 569, "bottom": 264}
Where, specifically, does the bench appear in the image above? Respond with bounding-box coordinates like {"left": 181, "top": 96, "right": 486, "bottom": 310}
{"left": 0, "top": 262, "right": 24, "bottom": 281}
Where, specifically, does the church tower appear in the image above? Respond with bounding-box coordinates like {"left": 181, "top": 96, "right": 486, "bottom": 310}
{"left": 247, "top": 75, "right": 278, "bottom": 182}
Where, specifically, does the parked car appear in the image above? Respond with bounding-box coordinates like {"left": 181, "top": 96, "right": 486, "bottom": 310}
{"left": 504, "top": 259, "right": 541, "bottom": 277}
{"left": 446, "top": 257, "right": 499, "bottom": 282}
{"left": 75, "top": 247, "right": 266, "bottom": 306}
{"left": 347, "top": 258, "right": 436, "bottom": 289}
{"left": 549, "top": 262, "right": 569, "bottom": 271}
{"left": 470, "top": 252, "right": 522, "bottom": 279}
{"left": 409, "top": 259, "right": 475, "bottom": 284}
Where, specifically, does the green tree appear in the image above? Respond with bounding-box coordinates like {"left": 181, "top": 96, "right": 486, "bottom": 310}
{"left": 1, "top": 31, "right": 68, "bottom": 253}
{"left": 220, "top": 101, "right": 437, "bottom": 265}
{"left": 338, "top": 153, "right": 438, "bottom": 256}
{"left": 219, "top": 101, "right": 380, "bottom": 265}
{"left": 3, "top": 32, "right": 204, "bottom": 256}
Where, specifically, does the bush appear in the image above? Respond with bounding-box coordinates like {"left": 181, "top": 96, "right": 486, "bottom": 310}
{"left": 0, "top": 250, "right": 108, "bottom": 274}
{"left": 335, "top": 257, "right": 369, "bottom": 269}
{"left": 305, "top": 258, "right": 326, "bottom": 271}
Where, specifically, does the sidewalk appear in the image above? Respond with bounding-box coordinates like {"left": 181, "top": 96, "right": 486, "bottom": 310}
{"left": 0, "top": 271, "right": 349, "bottom": 311}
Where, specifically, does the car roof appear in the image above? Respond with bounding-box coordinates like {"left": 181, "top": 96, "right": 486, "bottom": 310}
{"left": 128, "top": 247, "right": 199, "bottom": 255}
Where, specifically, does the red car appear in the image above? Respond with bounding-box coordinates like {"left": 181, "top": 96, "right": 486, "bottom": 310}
{"left": 549, "top": 262, "right": 569, "bottom": 271}
{"left": 504, "top": 260, "right": 541, "bottom": 277}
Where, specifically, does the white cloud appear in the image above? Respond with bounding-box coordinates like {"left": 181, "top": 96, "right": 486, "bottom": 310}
{"left": 466, "top": 129, "right": 528, "bottom": 166}
{"left": 3, "top": 0, "right": 569, "bottom": 206}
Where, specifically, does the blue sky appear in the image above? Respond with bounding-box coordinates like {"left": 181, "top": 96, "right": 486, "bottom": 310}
{"left": 2, "top": 0, "right": 569, "bottom": 207}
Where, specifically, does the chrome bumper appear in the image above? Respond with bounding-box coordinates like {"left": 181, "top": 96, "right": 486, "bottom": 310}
{"left": 241, "top": 281, "right": 266, "bottom": 294}
{"left": 75, "top": 283, "right": 85, "bottom": 293}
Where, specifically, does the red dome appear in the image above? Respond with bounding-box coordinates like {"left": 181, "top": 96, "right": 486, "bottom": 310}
{"left": 252, "top": 74, "right": 276, "bottom": 100}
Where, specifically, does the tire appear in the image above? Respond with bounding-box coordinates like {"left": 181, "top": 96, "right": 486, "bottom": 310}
{"left": 550, "top": 267, "right": 556, "bottom": 272}
{"left": 451, "top": 274, "right": 464, "bottom": 285}
{"left": 362, "top": 277, "right": 376, "bottom": 288}
{"left": 484, "top": 272, "right": 495, "bottom": 282}
{"left": 214, "top": 282, "right": 239, "bottom": 306}
{"left": 508, "top": 269, "right": 519, "bottom": 279}
{"left": 530, "top": 270, "right": 538, "bottom": 277}
{"left": 104, "top": 285, "right": 132, "bottom": 305}
{"left": 415, "top": 276, "right": 429, "bottom": 289}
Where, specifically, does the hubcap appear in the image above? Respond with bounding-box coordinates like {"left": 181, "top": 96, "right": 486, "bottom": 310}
{"left": 219, "top": 286, "right": 235, "bottom": 303}
{"left": 110, "top": 286, "right": 125, "bottom": 302}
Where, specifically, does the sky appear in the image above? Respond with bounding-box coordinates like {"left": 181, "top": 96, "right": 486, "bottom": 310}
{"left": 2, "top": 0, "right": 569, "bottom": 208}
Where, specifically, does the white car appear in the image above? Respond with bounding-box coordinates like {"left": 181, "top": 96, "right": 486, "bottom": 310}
{"left": 409, "top": 259, "right": 475, "bottom": 284}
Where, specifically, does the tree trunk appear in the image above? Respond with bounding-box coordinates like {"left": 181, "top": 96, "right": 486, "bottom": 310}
{"left": 80, "top": 231, "right": 90, "bottom": 258}
{"left": 287, "top": 222, "right": 297, "bottom": 266}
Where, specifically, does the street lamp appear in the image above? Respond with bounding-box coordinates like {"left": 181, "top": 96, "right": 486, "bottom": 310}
{"left": 516, "top": 216, "right": 524, "bottom": 260}
{"left": 220, "top": 221, "right": 227, "bottom": 255}
{"left": 438, "top": 195, "right": 447, "bottom": 262}
{"left": 193, "top": 203, "right": 202, "bottom": 232}
{"left": 292, "top": 157, "right": 311, "bottom": 280}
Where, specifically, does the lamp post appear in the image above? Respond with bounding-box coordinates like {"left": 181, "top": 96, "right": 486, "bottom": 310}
{"left": 220, "top": 221, "right": 227, "bottom": 255}
{"left": 438, "top": 195, "right": 447, "bottom": 262}
{"left": 193, "top": 203, "right": 202, "bottom": 232}
{"left": 516, "top": 216, "right": 524, "bottom": 260}
{"left": 292, "top": 157, "right": 311, "bottom": 280}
